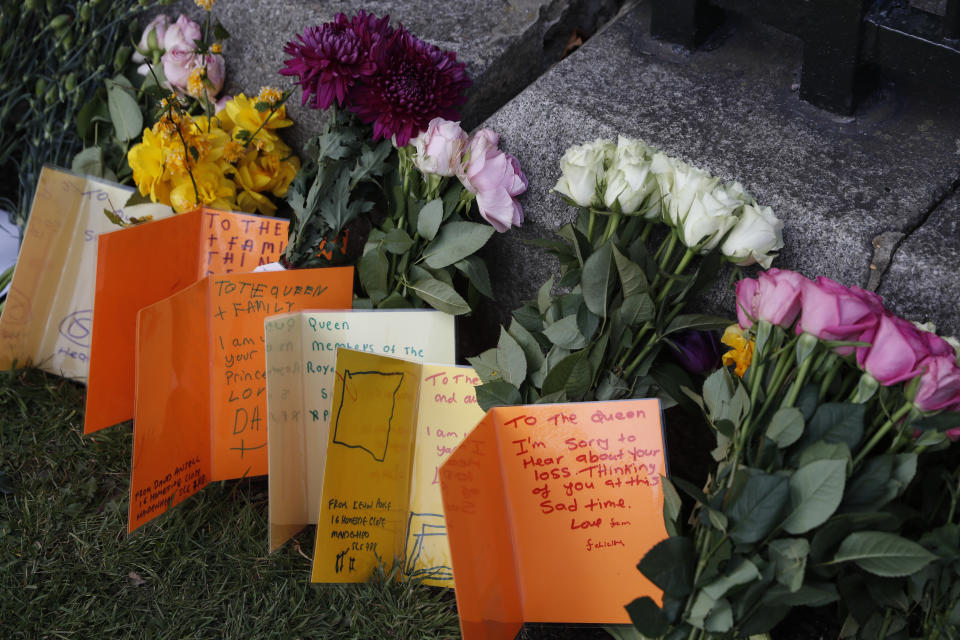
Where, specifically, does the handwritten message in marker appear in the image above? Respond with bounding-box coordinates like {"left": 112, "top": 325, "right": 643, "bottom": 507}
{"left": 309, "top": 350, "right": 484, "bottom": 587}
{"left": 439, "top": 400, "right": 668, "bottom": 638}
{"left": 263, "top": 311, "right": 456, "bottom": 551}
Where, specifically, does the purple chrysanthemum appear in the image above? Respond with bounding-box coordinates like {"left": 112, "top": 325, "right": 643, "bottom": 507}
{"left": 280, "top": 11, "right": 393, "bottom": 111}
{"left": 350, "top": 27, "right": 471, "bottom": 147}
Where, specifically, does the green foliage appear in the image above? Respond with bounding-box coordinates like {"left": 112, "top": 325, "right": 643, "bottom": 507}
{"left": 0, "top": 0, "right": 152, "bottom": 228}
{"left": 0, "top": 369, "right": 459, "bottom": 638}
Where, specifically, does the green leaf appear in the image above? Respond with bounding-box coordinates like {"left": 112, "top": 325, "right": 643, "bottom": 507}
{"left": 796, "top": 441, "right": 852, "bottom": 469}
{"left": 507, "top": 319, "right": 545, "bottom": 375}
{"left": 704, "top": 599, "right": 733, "bottom": 633}
{"left": 619, "top": 293, "right": 655, "bottom": 327}
{"left": 467, "top": 348, "right": 501, "bottom": 383}
{"left": 407, "top": 277, "right": 470, "bottom": 315}
{"left": 71, "top": 147, "right": 104, "bottom": 177}
{"left": 612, "top": 245, "right": 648, "bottom": 297}
{"left": 542, "top": 315, "right": 587, "bottom": 350}
{"left": 727, "top": 470, "right": 789, "bottom": 544}
{"left": 769, "top": 538, "right": 809, "bottom": 592}
{"left": 762, "top": 582, "right": 839, "bottom": 608}
{"left": 636, "top": 537, "right": 695, "bottom": 597}
{"left": 833, "top": 532, "right": 937, "bottom": 577}
{"left": 843, "top": 455, "right": 895, "bottom": 510}
{"left": 701, "top": 558, "right": 761, "bottom": 600}
{"left": 357, "top": 249, "right": 389, "bottom": 304}
{"left": 798, "top": 402, "right": 866, "bottom": 453}
{"left": 541, "top": 350, "right": 592, "bottom": 399}
{"left": 581, "top": 242, "right": 614, "bottom": 317}
{"left": 377, "top": 292, "right": 413, "bottom": 309}
{"left": 783, "top": 459, "right": 847, "bottom": 534}
{"left": 416, "top": 198, "right": 443, "bottom": 241}
{"left": 536, "top": 277, "right": 554, "bottom": 315}
{"left": 76, "top": 91, "right": 107, "bottom": 142}
{"left": 496, "top": 328, "right": 527, "bottom": 387}
{"left": 213, "top": 20, "right": 231, "bottom": 40}
{"left": 766, "top": 407, "right": 804, "bottom": 448}
{"left": 453, "top": 256, "right": 494, "bottom": 299}
{"left": 624, "top": 597, "right": 669, "bottom": 637}
{"left": 381, "top": 228, "right": 414, "bottom": 254}
{"left": 810, "top": 512, "right": 900, "bottom": 563}
{"left": 662, "top": 314, "right": 732, "bottom": 336}
{"left": 423, "top": 222, "right": 495, "bottom": 269}
{"left": 474, "top": 380, "right": 522, "bottom": 411}
{"left": 662, "top": 476, "right": 682, "bottom": 528}
{"left": 106, "top": 77, "right": 142, "bottom": 142}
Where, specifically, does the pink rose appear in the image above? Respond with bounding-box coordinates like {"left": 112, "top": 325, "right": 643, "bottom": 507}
{"left": 458, "top": 129, "right": 527, "bottom": 232}
{"left": 161, "top": 15, "right": 225, "bottom": 99}
{"left": 754, "top": 268, "right": 806, "bottom": 328}
{"left": 922, "top": 331, "right": 957, "bottom": 358}
{"left": 912, "top": 355, "right": 960, "bottom": 412}
{"left": 857, "top": 312, "right": 930, "bottom": 386}
{"left": 133, "top": 14, "right": 170, "bottom": 75}
{"left": 735, "top": 277, "right": 758, "bottom": 329}
{"left": 797, "top": 276, "right": 880, "bottom": 354}
{"left": 412, "top": 118, "right": 468, "bottom": 176}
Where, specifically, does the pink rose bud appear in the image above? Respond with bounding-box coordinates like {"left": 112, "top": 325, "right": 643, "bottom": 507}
{"left": 857, "top": 312, "right": 931, "bottom": 386}
{"left": 912, "top": 354, "right": 960, "bottom": 412}
{"left": 162, "top": 15, "right": 205, "bottom": 92}
{"left": 754, "top": 268, "right": 806, "bottom": 328}
{"left": 735, "top": 277, "right": 758, "bottom": 329}
{"left": 133, "top": 14, "right": 170, "bottom": 65}
{"left": 413, "top": 118, "right": 468, "bottom": 176}
{"left": 797, "top": 276, "right": 880, "bottom": 354}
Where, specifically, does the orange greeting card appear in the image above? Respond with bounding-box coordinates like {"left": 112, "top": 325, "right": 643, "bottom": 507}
{"left": 85, "top": 208, "right": 288, "bottom": 434}
{"left": 0, "top": 166, "right": 172, "bottom": 380}
{"left": 128, "top": 267, "right": 353, "bottom": 532}
{"left": 439, "top": 400, "right": 668, "bottom": 639}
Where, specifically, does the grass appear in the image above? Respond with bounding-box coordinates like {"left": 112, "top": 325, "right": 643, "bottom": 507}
{"left": 0, "top": 368, "right": 460, "bottom": 639}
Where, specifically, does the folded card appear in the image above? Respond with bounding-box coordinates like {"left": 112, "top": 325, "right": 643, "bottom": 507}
{"left": 439, "top": 400, "right": 668, "bottom": 638}
{"left": 128, "top": 267, "right": 353, "bottom": 532}
{"left": 0, "top": 166, "right": 172, "bottom": 380}
{"left": 305, "top": 349, "right": 483, "bottom": 586}
{"left": 85, "top": 207, "right": 288, "bottom": 434}
{"left": 263, "top": 311, "right": 457, "bottom": 551}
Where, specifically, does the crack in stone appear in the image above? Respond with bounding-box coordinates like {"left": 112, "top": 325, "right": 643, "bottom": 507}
{"left": 869, "top": 174, "right": 960, "bottom": 292}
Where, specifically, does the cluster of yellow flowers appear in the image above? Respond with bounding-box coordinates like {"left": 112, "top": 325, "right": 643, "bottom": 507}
{"left": 127, "top": 88, "right": 300, "bottom": 215}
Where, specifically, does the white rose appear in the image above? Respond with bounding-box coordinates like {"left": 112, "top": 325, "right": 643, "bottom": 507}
{"left": 553, "top": 138, "right": 615, "bottom": 207}
{"left": 679, "top": 187, "right": 741, "bottom": 251}
{"left": 720, "top": 203, "right": 784, "bottom": 268}
{"left": 603, "top": 135, "right": 657, "bottom": 214}
{"left": 412, "top": 118, "right": 468, "bottom": 176}
{"left": 657, "top": 155, "right": 718, "bottom": 226}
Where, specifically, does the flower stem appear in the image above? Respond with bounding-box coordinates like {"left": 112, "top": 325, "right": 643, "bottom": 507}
{"left": 852, "top": 401, "right": 915, "bottom": 468}
{"left": 601, "top": 212, "right": 621, "bottom": 243}
{"left": 781, "top": 353, "right": 815, "bottom": 409}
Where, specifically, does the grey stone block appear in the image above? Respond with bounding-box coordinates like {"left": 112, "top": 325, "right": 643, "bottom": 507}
{"left": 155, "top": 0, "right": 621, "bottom": 151}
{"left": 479, "top": 1, "right": 960, "bottom": 328}
{"left": 878, "top": 191, "right": 960, "bottom": 336}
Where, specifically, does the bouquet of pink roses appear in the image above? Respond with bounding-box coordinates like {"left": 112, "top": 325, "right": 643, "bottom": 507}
{"left": 629, "top": 268, "right": 960, "bottom": 640}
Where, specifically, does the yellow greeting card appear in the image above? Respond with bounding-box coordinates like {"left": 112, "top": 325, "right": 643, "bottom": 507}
{"left": 264, "top": 310, "right": 457, "bottom": 551}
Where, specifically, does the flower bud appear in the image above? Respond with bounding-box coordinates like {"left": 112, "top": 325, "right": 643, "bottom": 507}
{"left": 114, "top": 45, "right": 131, "bottom": 71}
{"left": 49, "top": 14, "right": 71, "bottom": 31}
{"left": 34, "top": 78, "right": 47, "bottom": 98}
{"left": 80, "top": 3, "right": 92, "bottom": 22}
{"left": 64, "top": 73, "right": 77, "bottom": 92}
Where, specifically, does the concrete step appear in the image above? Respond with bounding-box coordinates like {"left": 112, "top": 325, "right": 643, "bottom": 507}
{"left": 161, "top": 0, "right": 622, "bottom": 150}
{"left": 479, "top": 0, "right": 960, "bottom": 335}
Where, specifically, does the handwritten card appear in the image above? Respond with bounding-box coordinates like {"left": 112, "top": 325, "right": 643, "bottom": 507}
{"left": 0, "top": 166, "right": 172, "bottom": 380}
{"left": 438, "top": 400, "right": 668, "bottom": 638}
{"left": 128, "top": 267, "right": 353, "bottom": 532}
{"left": 85, "top": 208, "right": 288, "bottom": 434}
{"left": 309, "top": 349, "right": 484, "bottom": 586}
{"left": 263, "top": 311, "right": 456, "bottom": 550}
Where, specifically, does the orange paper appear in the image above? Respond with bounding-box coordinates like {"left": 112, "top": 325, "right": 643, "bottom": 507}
{"left": 128, "top": 267, "right": 352, "bottom": 532}
{"left": 439, "top": 400, "right": 668, "bottom": 639}
{"left": 0, "top": 166, "right": 172, "bottom": 380}
{"left": 85, "top": 208, "right": 288, "bottom": 434}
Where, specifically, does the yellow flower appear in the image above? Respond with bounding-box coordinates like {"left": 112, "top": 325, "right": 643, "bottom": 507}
{"left": 211, "top": 43, "right": 223, "bottom": 54}
{"left": 127, "top": 128, "right": 172, "bottom": 204}
{"left": 232, "top": 148, "right": 300, "bottom": 215}
{"left": 194, "top": 0, "right": 215, "bottom": 11}
{"left": 187, "top": 68, "right": 206, "bottom": 100}
{"left": 218, "top": 93, "right": 293, "bottom": 136}
{"left": 169, "top": 162, "right": 236, "bottom": 213}
{"left": 721, "top": 325, "right": 755, "bottom": 378}
{"left": 256, "top": 86, "right": 282, "bottom": 107}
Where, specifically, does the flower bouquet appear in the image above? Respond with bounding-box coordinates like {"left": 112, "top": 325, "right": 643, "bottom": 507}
{"left": 628, "top": 269, "right": 960, "bottom": 639}
{"left": 469, "top": 136, "right": 784, "bottom": 408}
{"left": 277, "top": 12, "right": 527, "bottom": 314}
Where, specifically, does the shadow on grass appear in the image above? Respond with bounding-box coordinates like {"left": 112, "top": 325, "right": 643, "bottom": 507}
{"left": 0, "top": 369, "right": 459, "bottom": 639}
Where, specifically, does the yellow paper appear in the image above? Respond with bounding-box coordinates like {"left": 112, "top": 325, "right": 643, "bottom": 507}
{"left": 0, "top": 166, "right": 172, "bottom": 380}
{"left": 264, "top": 310, "right": 457, "bottom": 551}
{"left": 309, "top": 350, "right": 484, "bottom": 586}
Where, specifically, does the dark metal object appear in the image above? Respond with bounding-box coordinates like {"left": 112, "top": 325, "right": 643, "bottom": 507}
{"left": 649, "top": 0, "right": 960, "bottom": 114}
